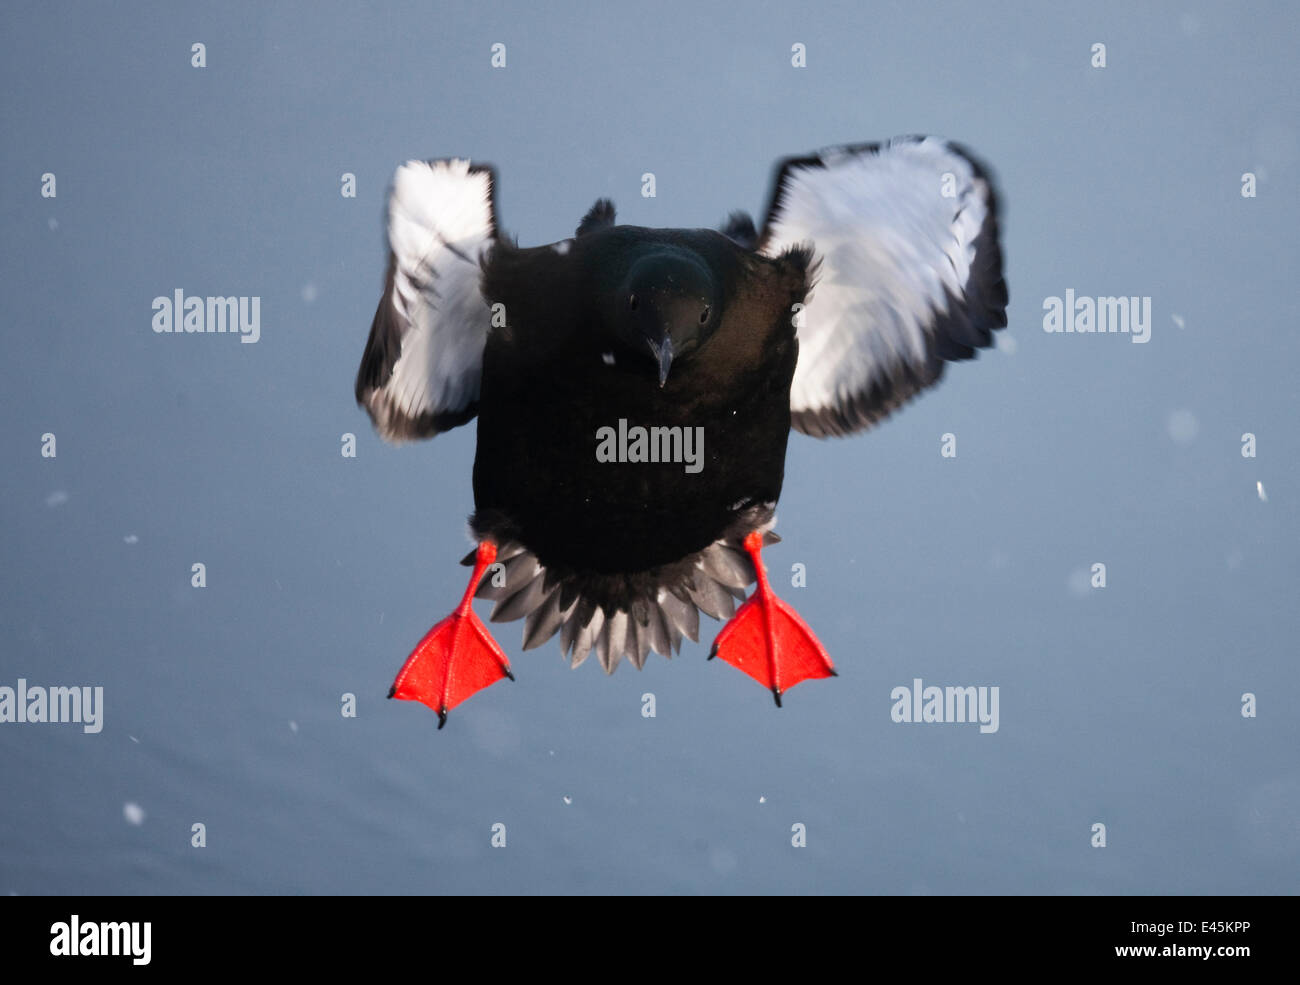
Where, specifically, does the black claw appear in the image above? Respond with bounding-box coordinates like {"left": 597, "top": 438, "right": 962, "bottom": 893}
{"left": 437, "top": 709, "right": 448, "bottom": 730}
{"left": 505, "top": 669, "right": 516, "bottom": 682}
{"left": 386, "top": 685, "right": 396, "bottom": 699}
{"left": 829, "top": 669, "right": 839, "bottom": 677}
{"left": 707, "top": 643, "right": 719, "bottom": 660}
{"left": 772, "top": 689, "right": 783, "bottom": 708}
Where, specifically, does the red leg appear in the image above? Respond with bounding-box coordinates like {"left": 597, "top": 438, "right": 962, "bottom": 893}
{"left": 388, "top": 542, "right": 514, "bottom": 728}
{"left": 709, "top": 532, "right": 836, "bottom": 706}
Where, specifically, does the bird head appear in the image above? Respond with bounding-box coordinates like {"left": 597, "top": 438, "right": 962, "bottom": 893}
{"left": 611, "top": 250, "right": 720, "bottom": 387}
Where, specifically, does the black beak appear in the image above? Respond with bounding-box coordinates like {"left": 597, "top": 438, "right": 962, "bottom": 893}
{"left": 649, "top": 336, "right": 673, "bottom": 388}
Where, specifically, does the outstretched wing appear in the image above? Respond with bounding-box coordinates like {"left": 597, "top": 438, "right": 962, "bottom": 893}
{"left": 355, "top": 159, "right": 499, "bottom": 442}
{"left": 758, "top": 137, "right": 1008, "bottom": 438}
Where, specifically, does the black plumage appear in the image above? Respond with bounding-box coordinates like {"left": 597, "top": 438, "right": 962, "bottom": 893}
{"left": 467, "top": 222, "right": 811, "bottom": 668}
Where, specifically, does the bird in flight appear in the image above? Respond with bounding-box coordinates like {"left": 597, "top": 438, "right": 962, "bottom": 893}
{"left": 356, "top": 137, "right": 1007, "bottom": 727}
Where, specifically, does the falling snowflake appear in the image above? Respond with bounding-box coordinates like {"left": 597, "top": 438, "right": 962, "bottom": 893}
{"left": 301, "top": 283, "right": 318, "bottom": 303}
{"left": 1166, "top": 409, "right": 1199, "bottom": 445}
{"left": 123, "top": 803, "right": 146, "bottom": 826}
{"left": 44, "top": 490, "right": 69, "bottom": 508}
{"left": 123, "top": 534, "right": 139, "bottom": 544}
{"left": 1257, "top": 481, "right": 1268, "bottom": 503}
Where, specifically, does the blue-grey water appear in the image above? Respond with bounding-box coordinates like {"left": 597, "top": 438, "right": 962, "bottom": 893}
{"left": 2, "top": 1, "right": 1297, "bottom": 894}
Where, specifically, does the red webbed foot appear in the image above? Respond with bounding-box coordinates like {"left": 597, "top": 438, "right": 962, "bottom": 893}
{"left": 709, "top": 531, "right": 836, "bottom": 706}
{"left": 388, "top": 542, "right": 514, "bottom": 728}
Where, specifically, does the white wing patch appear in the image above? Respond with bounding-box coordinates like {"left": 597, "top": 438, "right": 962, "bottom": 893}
{"left": 356, "top": 159, "right": 497, "bottom": 441}
{"left": 762, "top": 137, "right": 1006, "bottom": 437}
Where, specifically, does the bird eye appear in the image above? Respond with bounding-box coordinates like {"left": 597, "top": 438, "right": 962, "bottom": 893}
{"left": 629, "top": 293, "right": 638, "bottom": 311}
{"left": 699, "top": 306, "right": 711, "bottom": 324}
